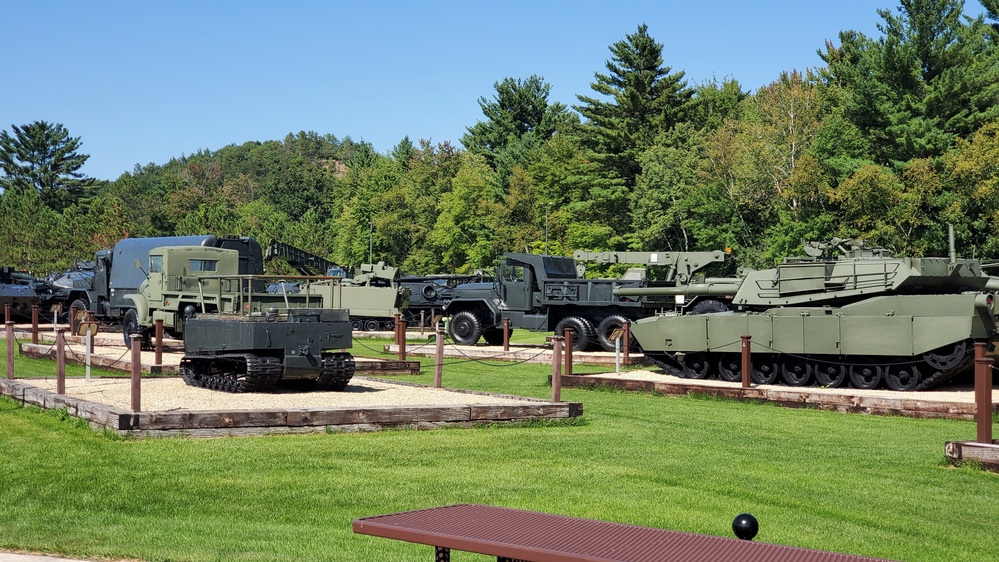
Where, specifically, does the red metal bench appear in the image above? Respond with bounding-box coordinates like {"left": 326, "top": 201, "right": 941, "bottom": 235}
{"left": 352, "top": 503, "right": 893, "bottom": 561}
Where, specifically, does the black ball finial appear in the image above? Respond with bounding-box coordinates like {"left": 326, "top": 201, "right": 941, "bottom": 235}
{"left": 732, "top": 513, "right": 758, "bottom": 540}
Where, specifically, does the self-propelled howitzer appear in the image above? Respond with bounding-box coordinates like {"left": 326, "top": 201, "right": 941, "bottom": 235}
{"left": 615, "top": 240, "right": 999, "bottom": 391}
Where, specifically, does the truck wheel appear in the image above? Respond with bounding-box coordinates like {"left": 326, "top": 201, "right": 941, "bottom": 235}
{"left": 449, "top": 311, "right": 483, "bottom": 345}
{"left": 483, "top": 328, "right": 506, "bottom": 346}
{"left": 596, "top": 315, "right": 631, "bottom": 352}
{"left": 554, "top": 316, "right": 595, "bottom": 351}
{"left": 123, "top": 309, "right": 141, "bottom": 349}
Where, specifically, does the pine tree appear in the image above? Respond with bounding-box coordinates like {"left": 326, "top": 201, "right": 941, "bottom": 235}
{"left": 574, "top": 24, "right": 694, "bottom": 188}
{"left": 0, "top": 120, "right": 92, "bottom": 211}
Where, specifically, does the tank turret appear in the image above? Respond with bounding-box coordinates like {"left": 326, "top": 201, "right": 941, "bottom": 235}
{"left": 619, "top": 240, "right": 999, "bottom": 391}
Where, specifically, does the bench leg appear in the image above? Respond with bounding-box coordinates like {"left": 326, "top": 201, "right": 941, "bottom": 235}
{"left": 435, "top": 546, "right": 450, "bottom": 561}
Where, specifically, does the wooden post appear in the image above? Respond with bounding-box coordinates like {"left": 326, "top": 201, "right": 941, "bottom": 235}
{"left": 5, "top": 321, "right": 14, "bottom": 379}
{"left": 3, "top": 304, "right": 9, "bottom": 324}
{"left": 741, "top": 335, "right": 752, "bottom": 389}
{"left": 420, "top": 310, "right": 425, "bottom": 336}
{"left": 503, "top": 317, "right": 510, "bottom": 352}
{"left": 130, "top": 334, "right": 142, "bottom": 412}
{"left": 154, "top": 319, "right": 164, "bottom": 368}
{"left": 69, "top": 304, "right": 79, "bottom": 336}
{"left": 399, "top": 320, "right": 407, "bottom": 361}
{"left": 394, "top": 313, "right": 401, "bottom": 347}
{"left": 31, "top": 305, "right": 39, "bottom": 344}
{"left": 434, "top": 327, "right": 444, "bottom": 388}
{"left": 551, "top": 335, "right": 563, "bottom": 403}
{"left": 56, "top": 328, "right": 67, "bottom": 395}
{"left": 622, "top": 321, "right": 631, "bottom": 365}
{"left": 563, "top": 328, "right": 573, "bottom": 377}
{"left": 975, "top": 342, "right": 993, "bottom": 444}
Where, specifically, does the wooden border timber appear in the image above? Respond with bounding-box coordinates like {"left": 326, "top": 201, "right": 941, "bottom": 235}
{"left": 559, "top": 374, "right": 998, "bottom": 420}
{"left": 945, "top": 441, "right": 999, "bottom": 472}
{"left": 0, "top": 378, "right": 582, "bottom": 438}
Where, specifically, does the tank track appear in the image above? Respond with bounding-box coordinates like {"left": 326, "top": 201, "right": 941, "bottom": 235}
{"left": 643, "top": 339, "right": 975, "bottom": 392}
{"left": 180, "top": 353, "right": 284, "bottom": 393}
{"left": 316, "top": 352, "right": 355, "bottom": 391}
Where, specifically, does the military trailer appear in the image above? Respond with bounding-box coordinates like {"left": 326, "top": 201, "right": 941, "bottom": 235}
{"left": 443, "top": 250, "right": 730, "bottom": 351}
{"left": 180, "top": 308, "right": 354, "bottom": 393}
{"left": 620, "top": 239, "right": 999, "bottom": 391}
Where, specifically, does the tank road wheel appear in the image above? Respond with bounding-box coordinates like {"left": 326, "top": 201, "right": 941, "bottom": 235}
{"left": 751, "top": 357, "right": 779, "bottom": 385}
{"left": 922, "top": 341, "right": 969, "bottom": 371}
{"left": 848, "top": 357, "right": 883, "bottom": 389}
{"left": 554, "top": 316, "right": 595, "bottom": 351}
{"left": 813, "top": 360, "right": 848, "bottom": 388}
{"left": 885, "top": 363, "right": 922, "bottom": 391}
{"left": 717, "top": 353, "right": 743, "bottom": 382}
{"left": 596, "top": 315, "right": 631, "bottom": 352}
{"left": 350, "top": 319, "right": 362, "bottom": 331}
{"left": 449, "top": 310, "right": 484, "bottom": 345}
{"left": 680, "top": 352, "right": 711, "bottom": 379}
{"left": 781, "top": 356, "right": 812, "bottom": 386}
{"left": 363, "top": 319, "right": 381, "bottom": 332}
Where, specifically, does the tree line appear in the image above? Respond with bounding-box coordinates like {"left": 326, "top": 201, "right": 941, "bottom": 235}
{"left": 3, "top": 0, "right": 999, "bottom": 277}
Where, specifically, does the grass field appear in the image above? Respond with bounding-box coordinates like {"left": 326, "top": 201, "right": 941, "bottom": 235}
{"left": 1, "top": 334, "right": 997, "bottom": 561}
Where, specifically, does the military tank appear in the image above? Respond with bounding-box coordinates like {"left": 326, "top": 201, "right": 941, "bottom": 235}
{"left": 616, "top": 239, "right": 999, "bottom": 391}
{"left": 179, "top": 308, "right": 355, "bottom": 393}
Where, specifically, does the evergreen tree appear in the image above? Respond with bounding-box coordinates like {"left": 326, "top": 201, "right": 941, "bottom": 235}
{"left": 574, "top": 24, "right": 694, "bottom": 188}
{"left": 819, "top": 0, "right": 999, "bottom": 164}
{"left": 0, "top": 120, "right": 92, "bottom": 211}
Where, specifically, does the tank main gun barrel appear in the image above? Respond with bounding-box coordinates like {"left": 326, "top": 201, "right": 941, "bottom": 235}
{"left": 614, "top": 278, "right": 744, "bottom": 298}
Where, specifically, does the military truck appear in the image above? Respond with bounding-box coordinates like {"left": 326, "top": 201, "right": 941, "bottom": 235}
{"left": 122, "top": 245, "right": 407, "bottom": 346}
{"left": 180, "top": 308, "right": 355, "bottom": 393}
{"left": 621, "top": 239, "right": 999, "bottom": 391}
{"left": 0, "top": 266, "right": 40, "bottom": 320}
{"left": 36, "top": 235, "right": 263, "bottom": 321}
{"left": 265, "top": 240, "right": 410, "bottom": 331}
{"left": 442, "top": 250, "right": 730, "bottom": 351}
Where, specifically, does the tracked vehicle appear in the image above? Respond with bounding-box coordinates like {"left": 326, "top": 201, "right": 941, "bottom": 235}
{"left": 179, "top": 308, "right": 355, "bottom": 393}
{"left": 618, "top": 239, "right": 999, "bottom": 391}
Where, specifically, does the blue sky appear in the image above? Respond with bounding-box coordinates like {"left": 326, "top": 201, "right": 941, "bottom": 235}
{"left": 2, "top": 1, "right": 987, "bottom": 181}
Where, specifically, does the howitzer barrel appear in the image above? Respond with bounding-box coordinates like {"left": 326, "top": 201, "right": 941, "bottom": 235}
{"left": 614, "top": 279, "right": 743, "bottom": 297}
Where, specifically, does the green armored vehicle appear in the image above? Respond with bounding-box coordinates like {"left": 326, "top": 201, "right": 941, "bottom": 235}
{"left": 180, "top": 308, "right": 354, "bottom": 393}
{"left": 617, "top": 239, "right": 999, "bottom": 391}
{"left": 123, "top": 245, "right": 407, "bottom": 346}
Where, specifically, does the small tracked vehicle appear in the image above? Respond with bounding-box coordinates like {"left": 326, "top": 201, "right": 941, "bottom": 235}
{"left": 618, "top": 239, "right": 999, "bottom": 391}
{"left": 180, "top": 308, "right": 355, "bottom": 393}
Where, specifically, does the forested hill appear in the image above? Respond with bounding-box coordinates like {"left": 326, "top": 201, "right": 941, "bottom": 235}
{"left": 3, "top": 1, "right": 999, "bottom": 276}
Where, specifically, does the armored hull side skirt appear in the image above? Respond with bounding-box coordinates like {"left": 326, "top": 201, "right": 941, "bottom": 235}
{"left": 643, "top": 338, "right": 974, "bottom": 391}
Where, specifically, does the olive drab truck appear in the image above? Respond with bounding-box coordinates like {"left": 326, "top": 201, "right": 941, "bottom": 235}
{"left": 442, "top": 250, "right": 731, "bottom": 351}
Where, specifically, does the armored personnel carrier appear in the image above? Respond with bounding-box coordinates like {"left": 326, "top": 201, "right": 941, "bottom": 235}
{"left": 179, "top": 308, "right": 355, "bottom": 393}
{"left": 618, "top": 239, "right": 999, "bottom": 391}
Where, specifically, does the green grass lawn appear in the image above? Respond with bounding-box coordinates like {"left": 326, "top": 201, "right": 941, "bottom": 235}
{"left": 0, "top": 336, "right": 997, "bottom": 561}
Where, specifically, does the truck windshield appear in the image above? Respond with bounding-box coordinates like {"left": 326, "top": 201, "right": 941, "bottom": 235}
{"left": 542, "top": 256, "right": 577, "bottom": 279}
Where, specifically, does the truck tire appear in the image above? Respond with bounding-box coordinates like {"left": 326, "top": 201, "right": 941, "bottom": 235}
{"left": 483, "top": 328, "right": 506, "bottom": 346}
{"left": 596, "top": 315, "right": 631, "bottom": 352}
{"left": 123, "top": 309, "right": 141, "bottom": 349}
{"left": 554, "top": 316, "right": 595, "bottom": 351}
{"left": 449, "top": 310, "right": 483, "bottom": 345}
